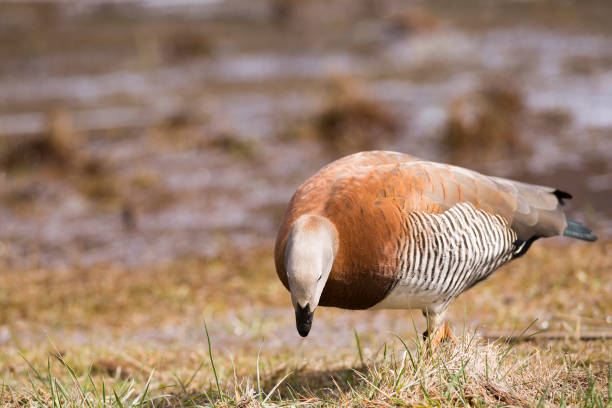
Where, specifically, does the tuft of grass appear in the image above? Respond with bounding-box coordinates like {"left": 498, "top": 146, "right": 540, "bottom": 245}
{"left": 443, "top": 82, "right": 529, "bottom": 161}
{"left": 151, "top": 114, "right": 258, "bottom": 160}
{"left": 384, "top": 7, "right": 441, "bottom": 36}
{"left": 0, "top": 109, "right": 80, "bottom": 172}
{"left": 0, "top": 109, "right": 124, "bottom": 205}
{"left": 17, "top": 352, "right": 160, "bottom": 408}
{"left": 3, "top": 329, "right": 610, "bottom": 407}
{"left": 534, "top": 107, "right": 574, "bottom": 133}
{"left": 283, "top": 77, "right": 400, "bottom": 156}
{"left": 161, "top": 29, "right": 213, "bottom": 62}
{"left": 268, "top": 0, "right": 301, "bottom": 27}
{"left": 563, "top": 54, "right": 612, "bottom": 76}
{"left": 209, "top": 132, "right": 259, "bottom": 160}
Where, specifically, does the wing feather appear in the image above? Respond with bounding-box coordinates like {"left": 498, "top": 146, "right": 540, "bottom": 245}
{"left": 410, "top": 163, "right": 567, "bottom": 240}
{"left": 321, "top": 158, "right": 567, "bottom": 240}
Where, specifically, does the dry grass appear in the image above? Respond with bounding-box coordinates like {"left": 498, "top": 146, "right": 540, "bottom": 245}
{"left": 443, "top": 83, "right": 529, "bottom": 162}
{"left": 563, "top": 55, "right": 612, "bottom": 76}
{"left": 0, "top": 249, "right": 278, "bottom": 332}
{"left": 0, "top": 109, "right": 122, "bottom": 205}
{"left": 0, "top": 241, "right": 610, "bottom": 406}
{"left": 0, "top": 110, "right": 81, "bottom": 172}
{"left": 532, "top": 108, "right": 573, "bottom": 134}
{"left": 383, "top": 7, "right": 441, "bottom": 36}
{"left": 150, "top": 113, "right": 258, "bottom": 160}
{"left": 283, "top": 78, "right": 400, "bottom": 156}
{"left": 0, "top": 326, "right": 610, "bottom": 407}
{"left": 268, "top": 0, "right": 301, "bottom": 27}
{"left": 160, "top": 29, "right": 213, "bottom": 62}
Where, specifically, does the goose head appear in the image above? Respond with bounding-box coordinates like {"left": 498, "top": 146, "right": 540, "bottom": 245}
{"left": 284, "top": 214, "right": 338, "bottom": 337}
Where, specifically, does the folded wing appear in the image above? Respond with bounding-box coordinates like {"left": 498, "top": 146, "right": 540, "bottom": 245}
{"left": 403, "top": 161, "right": 568, "bottom": 240}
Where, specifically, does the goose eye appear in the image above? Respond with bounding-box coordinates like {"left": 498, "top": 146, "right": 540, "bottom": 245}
{"left": 317, "top": 273, "right": 322, "bottom": 282}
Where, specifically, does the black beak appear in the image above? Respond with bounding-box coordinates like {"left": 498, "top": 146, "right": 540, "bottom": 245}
{"left": 295, "top": 303, "right": 314, "bottom": 337}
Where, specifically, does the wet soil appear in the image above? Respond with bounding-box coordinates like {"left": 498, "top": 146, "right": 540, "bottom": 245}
{"left": 0, "top": 0, "right": 611, "bottom": 268}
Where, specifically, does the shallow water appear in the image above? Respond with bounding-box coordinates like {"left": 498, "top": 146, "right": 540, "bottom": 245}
{"left": 0, "top": 0, "right": 610, "bottom": 268}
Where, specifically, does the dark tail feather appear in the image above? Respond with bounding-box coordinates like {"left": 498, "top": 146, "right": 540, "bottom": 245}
{"left": 564, "top": 219, "right": 597, "bottom": 242}
{"left": 553, "top": 189, "right": 572, "bottom": 205}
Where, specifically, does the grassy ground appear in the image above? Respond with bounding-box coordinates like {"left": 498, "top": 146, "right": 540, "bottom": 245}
{"left": 0, "top": 240, "right": 610, "bottom": 407}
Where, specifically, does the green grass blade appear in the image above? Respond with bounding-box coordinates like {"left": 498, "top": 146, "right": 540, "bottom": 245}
{"left": 204, "top": 320, "right": 223, "bottom": 402}
{"left": 102, "top": 380, "right": 107, "bottom": 407}
{"left": 256, "top": 340, "right": 263, "bottom": 402}
{"left": 354, "top": 330, "right": 365, "bottom": 367}
{"left": 535, "top": 385, "right": 549, "bottom": 408}
{"left": 262, "top": 371, "right": 292, "bottom": 404}
{"left": 113, "top": 389, "right": 125, "bottom": 408}
{"left": 185, "top": 361, "right": 205, "bottom": 391}
{"left": 137, "top": 370, "right": 154, "bottom": 408}
{"left": 19, "top": 353, "right": 45, "bottom": 386}
{"left": 607, "top": 363, "right": 611, "bottom": 407}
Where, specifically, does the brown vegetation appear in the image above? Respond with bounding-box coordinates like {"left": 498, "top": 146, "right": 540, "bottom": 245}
{"left": 563, "top": 54, "right": 612, "bottom": 76}
{"left": 0, "top": 110, "right": 80, "bottom": 171}
{"left": 152, "top": 112, "right": 259, "bottom": 160}
{"left": 268, "top": 0, "right": 301, "bottom": 26}
{"left": 284, "top": 78, "right": 400, "bottom": 156}
{"left": 384, "top": 7, "right": 441, "bottom": 36}
{"left": 0, "top": 242, "right": 610, "bottom": 407}
{"left": 533, "top": 107, "right": 574, "bottom": 134}
{"left": 443, "top": 83, "right": 529, "bottom": 161}
{"left": 161, "top": 29, "right": 212, "bottom": 62}
{"left": 0, "top": 110, "right": 122, "bottom": 204}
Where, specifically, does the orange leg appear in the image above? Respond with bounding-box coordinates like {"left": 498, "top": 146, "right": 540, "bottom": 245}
{"left": 421, "top": 311, "right": 456, "bottom": 353}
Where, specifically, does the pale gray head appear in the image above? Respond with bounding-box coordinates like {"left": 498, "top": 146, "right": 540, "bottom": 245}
{"left": 284, "top": 214, "right": 338, "bottom": 337}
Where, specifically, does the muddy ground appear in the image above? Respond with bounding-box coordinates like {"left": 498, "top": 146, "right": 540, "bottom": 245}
{"left": 0, "top": 0, "right": 610, "bottom": 270}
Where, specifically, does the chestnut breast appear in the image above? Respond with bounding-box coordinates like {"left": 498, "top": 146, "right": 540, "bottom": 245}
{"left": 274, "top": 154, "right": 437, "bottom": 310}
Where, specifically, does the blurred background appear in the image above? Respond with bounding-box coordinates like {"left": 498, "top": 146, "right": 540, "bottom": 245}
{"left": 0, "top": 0, "right": 610, "bottom": 270}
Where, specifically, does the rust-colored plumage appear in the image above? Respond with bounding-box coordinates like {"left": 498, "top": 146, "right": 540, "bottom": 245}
{"left": 275, "top": 151, "right": 422, "bottom": 309}
{"left": 275, "top": 151, "right": 596, "bottom": 339}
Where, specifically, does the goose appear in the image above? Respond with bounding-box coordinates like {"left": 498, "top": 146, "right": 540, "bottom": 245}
{"left": 274, "top": 151, "right": 597, "bottom": 344}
